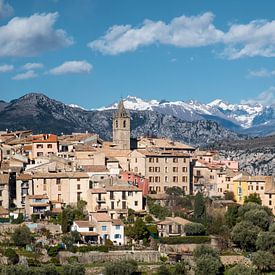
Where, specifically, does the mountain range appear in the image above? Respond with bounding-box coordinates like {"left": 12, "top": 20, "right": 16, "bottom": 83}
{"left": 0, "top": 93, "right": 243, "bottom": 146}
{"left": 98, "top": 96, "right": 275, "bottom": 136}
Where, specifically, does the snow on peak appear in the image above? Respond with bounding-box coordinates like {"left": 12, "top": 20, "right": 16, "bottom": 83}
{"left": 68, "top": 104, "right": 86, "bottom": 110}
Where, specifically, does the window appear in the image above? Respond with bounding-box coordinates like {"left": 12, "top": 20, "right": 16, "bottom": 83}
{"left": 256, "top": 186, "right": 259, "bottom": 191}
{"left": 128, "top": 191, "right": 133, "bottom": 196}
{"left": 114, "top": 234, "right": 121, "bottom": 239}
{"left": 173, "top": 167, "right": 178, "bottom": 172}
{"left": 173, "top": 158, "right": 178, "bottom": 163}
{"left": 47, "top": 144, "right": 52, "bottom": 149}
{"left": 122, "top": 191, "right": 126, "bottom": 200}
{"left": 165, "top": 167, "right": 168, "bottom": 173}
{"left": 101, "top": 226, "right": 107, "bottom": 231}
{"left": 261, "top": 186, "right": 264, "bottom": 190}
{"left": 164, "top": 176, "right": 168, "bottom": 183}
{"left": 155, "top": 167, "right": 160, "bottom": 172}
{"left": 149, "top": 158, "right": 154, "bottom": 163}
{"left": 43, "top": 182, "right": 47, "bottom": 191}
{"left": 56, "top": 178, "right": 61, "bottom": 184}
{"left": 135, "top": 158, "right": 137, "bottom": 163}
{"left": 155, "top": 176, "right": 160, "bottom": 182}
{"left": 165, "top": 158, "right": 168, "bottom": 163}
{"left": 58, "top": 185, "right": 61, "bottom": 191}
{"left": 182, "top": 167, "right": 187, "bottom": 172}
{"left": 149, "top": 177, "right": 154, "bottom": 183}
{"left": 115, "top": 120, "right": 118, "bottom": 128}
{"left": 149, "top": 167, "right": 154, "bottom": 172}
{"left": 58, "top": 194, "right": 61, "bottom": 201}
{"left": 182, "top": 176, "right": 187, "bottom": 182}
{"left": 0, "top": 190, "right": 2, "bottom": 197}
{"left": 77, "top": 192, "right": 81, "bottom": 202}
{"left": 134, "top": 201, "right": 138, "bottom": 206}
{"left": 89, "top": 227, "right": 94, "bottom": 231}
{"left": 111, "top": 201, "right": 115, "bottom": 210}
{"left": 169, "top": 225, "right": 172, "bottom": 233}
{"left": 115, "top": 225, "right": 120, "bottom": 230}
{"left": 173, "top": 176, "right": 178, "bottom": 182}
{"left": 37, "top": 152, "right": 43, "bottom": 157}
{"left": 110, "top": 191, "right": 114, "bottom": 200}
{"left": 196, "top": 171, "right": 201, "bottom": 176}
{"left": 36, "top": 144, "right": 43, "bottom": 149}
{"left": 155, "top": 158, "right": 159, "bottom": 163}
{"left": 269, "top": 201, "right": 272, "bottom": 206}
{"left": 0, "top": 201, "right": 2, "bottom": 206}
{"left": 77, "top": 184, "right": 81, "bottom": 190}
{"left": 6, "top": 150, "right": 10, "bottom": 155}
{"left": 123, "top": 120, "right": 126, "bottom": 128}
{"left": 183, "top": 158, "right": 186, "bottom": 163}
{"left": 122, "top": 201, "right": 126, "bottom": 209}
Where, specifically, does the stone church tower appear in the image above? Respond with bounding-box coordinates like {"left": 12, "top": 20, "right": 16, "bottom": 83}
{"left": 113, "top": 99, "right": 130, "bottom": 150}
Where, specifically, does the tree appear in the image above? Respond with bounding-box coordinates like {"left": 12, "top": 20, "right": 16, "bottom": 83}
{"left": 104, "top": 260, "right": 138, "bottom": 275}
{"left": 157, "top": 265, "right": 171, "bottom": 275}
{"left": 174, "top": 260, "right": 188, "bottom": 274}
{"left": 227, "top": 264, "right": 257, "bottom": 275}
{"left": 224, "top": 191, "right": 235, "bottom": 201}
{"left": 166, "top": 186, "right": 184, "bottom": 197}
{"left": 251, "top": 250, "right": 275, "bottom": 272}
{"left": 62, "top": 231, "right": 81, "bottom": 251}
{"left": 11, "top": 225, "right": 32, "bottom": 247}
{"left": 4, "top": 248, "right": 19, "bottom": 265}
{"left": 225, "top": 204, "right": 239, "bottom": 227}
{"left": 231, "top": 221, "right": 260, "bottom": 251}
{"left": 193, "top": 245, "right": 219, "bottom": 259}
{"left": 125, "top": 218, "right": 149, "bottom": 241}
{"left": 184, "top": 223, "right": 206, "bottom": 236}
{"left": 256, "top": 231, "right": 275, "bottom": 253}
{"left": 194, "top": 192, "right": 205, "bottom": 221}
{"left": 269, "top": 223, "right": 275, "bottom": 232}
{"left": 243, "top": 209, "right": 271, "bottom": 231}
{"left": 195, "top": 254, "right": 223, "bottom": 275}
{"left": 148, "top": 201, "right": 170, "bottom": 220}
{"left": 244, "top": 193, "right": 262, "bottom": 205}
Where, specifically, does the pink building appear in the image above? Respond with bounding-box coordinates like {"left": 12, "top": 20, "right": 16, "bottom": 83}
{"left": 120, "top": 171, "right": 149, "bottom": 196}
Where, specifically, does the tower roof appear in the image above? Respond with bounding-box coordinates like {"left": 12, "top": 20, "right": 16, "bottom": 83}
{"left": 115, "top": 99, "right": 129, "bottom": 118}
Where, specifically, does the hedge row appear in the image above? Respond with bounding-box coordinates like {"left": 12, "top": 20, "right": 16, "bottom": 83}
{"left": 160, "top": 236, "right": 211, "bottom": 244}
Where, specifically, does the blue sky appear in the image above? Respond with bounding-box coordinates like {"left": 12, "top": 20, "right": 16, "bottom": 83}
{"left": 0, "top": 0, "right": 275, "bottom": 108}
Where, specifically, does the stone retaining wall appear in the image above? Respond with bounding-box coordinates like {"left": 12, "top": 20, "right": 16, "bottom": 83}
{"left": 59, "top": 250, "right": 160, "bottom": 265}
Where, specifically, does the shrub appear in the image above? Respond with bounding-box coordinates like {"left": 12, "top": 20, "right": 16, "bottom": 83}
{"left": 227, "top": 264, "right": 257, "bottom": 275}
{"left": 193, "top": 245, "right": 219, "bottom": 259}
{"left": 4, "top": 248, "right": 19, "bottom": 264}
{"left": 63, "top": 264, "right": 85, "bottom": 275}
{"left": 104, "top": 260, "right": 138, "bottom": 275}
{"left": 225, "top": 204, "right": 239, "bottom": 228}
{"left": 47, "top": 244, "right": 63, "bottom": 257}
{"left": 160, "top": 236, "right": 210, "bottom": 244}
{"left": 184, "top": 222, "right": 206, "bottom": 236}
{"left": 195, "top": 254, "right": 223, "bottom": 275}
{"left": 12, "top": 213, "right": 24, "bottom": 224}
{"left": 11, "top": 225, "right": 32, "bottom": 247}
{"left": 31, "top": 214, "right": 39, "bottom": 223}
{"left": 243, "top": 209, "right": 271, "bottom": 231}
{"left": 157, "top": 264, "right": 171, "bottom": 275}
{"left": 251, "top": 250, "right": 275, "bottom": 272}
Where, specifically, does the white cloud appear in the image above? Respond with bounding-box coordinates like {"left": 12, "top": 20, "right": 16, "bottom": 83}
{"left": 222, "top": 19, "right": 275, "bottom": 59}
{"left": 88, "top": 12, "right": 275, "bottom": 59}
{"left": 22, "top": 63, "right": 44, "bottom": 70}
{"left": 88, "top": 12, "right": 223, "bottom": 55}
{"left": 0, "top": 12, "right": 73, "bottom": 57}
{"left": 0, "top": 0, "right": 13, "bottom": 19}
{"left": 248, "top": 68, "right": 275, "bottom": 78}
{"left": 49, "top": 60, "right": 92, "bottom": 75}
{"left": 12, "top": 70, "right": 38, "bottom": 80}
{"left": 0, "top": 64, "right": 13, "bottom": 72}
{"left": 241, "top": 87, "right": 275, "bottom": 106}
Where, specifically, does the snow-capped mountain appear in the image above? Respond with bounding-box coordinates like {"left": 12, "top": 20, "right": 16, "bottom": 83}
{"left": 98, "top": 95, "right": 272, "bottom": 134}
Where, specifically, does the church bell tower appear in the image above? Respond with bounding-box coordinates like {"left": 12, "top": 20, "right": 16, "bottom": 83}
{"left": 112, "top": 99, "right": 130, "bottom": 150}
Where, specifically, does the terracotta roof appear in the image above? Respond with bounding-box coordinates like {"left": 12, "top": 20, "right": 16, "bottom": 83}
{"left": 112, "top": 219, "right": 124, "bottom": 226}
{"left": 74, "top": 220, "right": 96, "bottom": 228}
{"left": 80, "top": 232, "right": 98, "bottom": 236}
{"left": 82, "top": 165, "right": 108, "bottom": 173}
{"left": 28, "top": 194, "right": 48, "bottom": 199}
{"left": 32, "top": 134, "right": 58, "bottom": 143}
{"left": 135, "top": 149, "right": 190, "bottom": 157}
{"left": 157, "top": 216, "right": 191, "bottom": 226}
{"left": 0, "top": 174, "right": 9, "bottom": 184}
{"left": 90, "top": 188, "right": 107, "bottom": 194}
{"left": 99, "top": 147, "right": 131, "bottom": 158}
{"left": 105, "top": 185, "right": 141, "bottom": 192}
{"left": 74, "top": 144, "right": 98, "bottom": 152}
{"left": 91, "top": 212, "right": 112, "bottom": 222}
{"left": 17, "top": 173, "right": 32, "bottom": 181}
{"left": 32, "top": 172, "right": 89, "bottom": 179}
{"left": 233, "top": 176, "right": 273, "bottom": 182}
